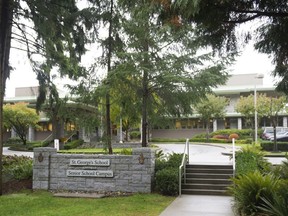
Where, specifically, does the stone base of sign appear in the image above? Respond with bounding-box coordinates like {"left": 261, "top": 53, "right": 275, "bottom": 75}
{"left": 33, "top": 147, "right": 155, "bottom": 193}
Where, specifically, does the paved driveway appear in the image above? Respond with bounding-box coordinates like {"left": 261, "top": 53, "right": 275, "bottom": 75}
{"left": 156, "top": 143, "right": 233, "bottom": 165}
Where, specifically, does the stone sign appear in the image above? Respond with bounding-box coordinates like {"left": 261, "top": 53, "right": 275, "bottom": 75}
{"left": 70, "top": 159, "right": 110, "bottom": 166}
{"left": 67, "top": 169, "right": 114, "bottom": 178}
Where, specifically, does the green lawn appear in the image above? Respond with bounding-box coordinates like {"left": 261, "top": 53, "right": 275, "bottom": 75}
{"left": 0, "top": 191, "right": 174, "bottom": 216}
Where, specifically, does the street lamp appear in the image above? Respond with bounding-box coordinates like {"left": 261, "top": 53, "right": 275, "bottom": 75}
{"left": 254, "top": 73, "right": 264, "bottom": 144}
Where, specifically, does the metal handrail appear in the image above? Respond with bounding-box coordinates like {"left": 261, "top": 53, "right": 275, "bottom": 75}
{"left": 179, "top": 138, "right": 190, "bottom": 196}
{"left": 232, "top": 138, "right": 236, "bottom": 177}
{"left": 41, "top": 133, "right": 53, "bottom": 144}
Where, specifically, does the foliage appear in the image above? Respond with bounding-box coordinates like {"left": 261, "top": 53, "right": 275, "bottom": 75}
{"left": 271, "top": 160, "right": 288, "bottom": 180}
{"left": 229, "top": 133, "right": 239, "bottom": 140}
{"left": 0, "top": 191, "right": 174, "bottom": 216}
{"left": 261, "top": 142, "right": 288, "bottom": 151}
{"left": 154, "top": 152, "right": 184, "bottom": 195}
{"left": 258, "top": 180, "right": 288, "bottom": 216}
{"left": 171, "top": 0, "right": 288, "bottom": 93}
{"left": 210, "top": 129, "right": 253, "bottom": 137}
{"left": 2, "top": 155, "right": 33, "bottom": 181}
{"left": 194, "top": 94, "right": 228, "bottom": 140}
{"left": 4, "top": 137, "right": 23, "bottom": 145}
{"left": 228, "top": 172, "right": 281, "bottom": 216}
{"left": 155, "top": 168, "right": 179, "bottom": 196}
{"left": 119, "top": 148, "right": 132, "bottom": 155}
{"left": 130, "top": 131, "right": 141, "bottom": 140}
{"left": 3, "top": 103, "right": 39, "bottom": 145}
{"left": 64, "top": 139, "right": 84, "bottom": 150}
{"left": 112, "top": 1, "right": 232, "bottom": 147}
{"left": 235, "top": 147, "right": 271, "bottom": 176}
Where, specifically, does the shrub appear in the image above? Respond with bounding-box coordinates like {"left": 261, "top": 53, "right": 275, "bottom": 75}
{"left": 3, "top": 155, "right": 33, "bottom": 180}
{"left": 155, "top": 168, "right": 179, "bottom": 196}
{"left": 229, "top": 133, "right": 239, "bottom": 140}
{"left": 212, "top": 134, "right": 228, "bottom": 140}
{"left": 64, "top": 139, "right": 84, "bottom": 150}
{"left": 130, "top": 131, "right": 141, "bottom": 140}
{"left": 228, "top": 172, "right": 280, "bottom": 216}
{"left": 235, "top": 147, "right": 271, "bottom": 176}
{"left": 4, "top": 137, "right": 23, "bottom": 145}
{"left": 259, "top": 180, "right": 288, "bottom": 216}
{"left": 261, "top": 141, "right": 288, "bottom": 151}
{"left": 119, "top": 148, "right": 132, "bottom": 155}
{"left": 154, "top": 152, "right": 184, "bottom": 195}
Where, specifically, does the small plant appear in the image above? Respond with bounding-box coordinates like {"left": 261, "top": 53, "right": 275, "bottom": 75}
{"left": 3, "top": 155, "right": 33, "bottom": 180}
{"left": 64, "top": 139, "right": 84, "bottom": 150}
{"left": 258, "top": 180, "right": 288, "bottom": 216}
{"left": 154, "top": 152, "right": 184, "bottom": 195}
{"left": 228, "top": 172, "right": 280, "bottom": 216}
{"left": 235, "top": 147, "right": 271, "bottom": 176}
{"left": 155, "top": 168, "right": 178, "bottom": 196}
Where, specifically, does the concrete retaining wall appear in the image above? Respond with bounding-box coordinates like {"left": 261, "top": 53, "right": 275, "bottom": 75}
{"left": 33, "top": 147, "right": 155, "bottom": 193}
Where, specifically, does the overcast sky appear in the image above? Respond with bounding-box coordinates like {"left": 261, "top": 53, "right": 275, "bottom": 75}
{"left": 5, "top": 38, "right": 277, "bottom": 98}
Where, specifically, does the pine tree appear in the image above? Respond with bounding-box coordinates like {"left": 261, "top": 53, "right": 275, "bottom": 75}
{"left": 114, "top": 0, "right": 232, "bottom": 147}
{"left": 0, "top": 0, "right": 92, "bottom": 195}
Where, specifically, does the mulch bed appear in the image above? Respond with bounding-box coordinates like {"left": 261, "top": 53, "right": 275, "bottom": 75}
{"left": 2, "top": 179, "right": 32, "bottom": 194}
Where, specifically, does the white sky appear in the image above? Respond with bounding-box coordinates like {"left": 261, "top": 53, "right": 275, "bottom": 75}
{"left": 5, "top": 40, "right": 277, "bottom": 98}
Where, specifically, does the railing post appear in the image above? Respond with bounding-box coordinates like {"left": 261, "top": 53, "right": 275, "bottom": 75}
{"left": 232, "top": 138, "right": 236, "bottom": 177}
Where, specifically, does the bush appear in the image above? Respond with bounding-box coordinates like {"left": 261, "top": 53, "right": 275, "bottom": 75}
{"left": 229, "top": 172, "right": 280, "bottom": 216}
{"left": 261, "top": 141, "right": 288, "bottom": 151}
{"left": 235, "top": 147, "right": 271, "bottom": 176}
{"left": 130, "top": 131, "right": 141, "bottom": 140}
{"left": 212, "top": 134, "right": 228, "bottom": 140}
{"left": 3, "top": 155, "right": 33, "bottom": 181}
{"left": 229, "top": 133, "right": 239, "bottom": 140}
{"left": 4, "top": 137, "right": 23, "bottom": 145}
{"left": 154, "top": 152, "right": 184, "bottom": 195}
{"left": 155, "top": 168, "right": 179, "bottom": 196}
{"left": 64, "top": 139, "right": 84, "bottom": 150}
{"left": 211, "top": 129, "right": 253, "bottom": 137}
{"left": 259, "top": 180, "right": 288, "bottom": 216}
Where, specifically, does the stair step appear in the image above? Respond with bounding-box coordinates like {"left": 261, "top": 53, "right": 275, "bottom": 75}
{"left": 181, "top": 188, "right": 230, "bottom": 196}
{"left": 186, "top": 168, "right": 233, "bottom": 174}
{"left": 182, "top": 183, "right": 230, "bottom": 190}
{"left": 185, "top": 178, "right": 232, "bottom": 185}
{"left": 186, "top": 164, "right": 233, "bottom": 169}
{"left": 186, "top": 173, "right": 232, "bottom": 179}
{"left": 181, "top": 164, "right": 234, "bottom": 196}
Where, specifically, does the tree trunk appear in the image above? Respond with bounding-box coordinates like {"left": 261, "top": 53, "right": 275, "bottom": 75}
{"left": 0, "top": 0, "right": 13, "bottom": 195}
{"left": 205, "top": 120, "right": 210, "bottom": 142}
{"left": 105, "top": 0, "right": 114, "bottom": 154}
{"left": 141, "top": 69, "right": 148, "bottom": 147}
{"left": 272, "top": 118, "right": 278, "bottom": 152}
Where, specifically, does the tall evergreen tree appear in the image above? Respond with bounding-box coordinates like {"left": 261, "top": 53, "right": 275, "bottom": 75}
{"left": 0, "top": 0, "right": 92, "bottom": 195}
{"left": 115, "top": 0, "right": 233, "bottom": 147}
{"left": 171, "top": 0, "right": 288, "bottom": 93}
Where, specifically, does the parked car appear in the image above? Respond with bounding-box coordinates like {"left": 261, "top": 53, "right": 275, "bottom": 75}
{"left": 261, "top": 127, "right": 288, "bottom": 140}
{"left": 269, "top": 131, "right": 288, "bottom": 141}
{"left": 270, "top": 135, "right": 288, "bottom": 142}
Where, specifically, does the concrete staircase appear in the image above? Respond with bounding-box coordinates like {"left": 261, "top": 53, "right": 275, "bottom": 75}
{"left": 181, "top": 164, "right": 233, "bottom": 196}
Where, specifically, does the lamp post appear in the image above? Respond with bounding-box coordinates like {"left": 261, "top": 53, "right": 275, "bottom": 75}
{"left": 254, "top": 73, "right": 264, "bottom": 144}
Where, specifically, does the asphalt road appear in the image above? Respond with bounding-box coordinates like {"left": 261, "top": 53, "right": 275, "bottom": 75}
{"left": 2, "top": 144, "right": 287, "bottom": 165}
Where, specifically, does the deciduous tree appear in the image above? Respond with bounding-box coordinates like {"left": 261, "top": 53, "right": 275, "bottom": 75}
{"left": 3, "top": 102, "right": 39, "bottom": 145}
{"left": 194, "top": 94, "right": 228, "bottom": 141}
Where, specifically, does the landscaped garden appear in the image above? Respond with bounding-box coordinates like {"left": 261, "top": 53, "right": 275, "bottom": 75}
{"left": 2, "top": 128, "right": 288, "bottom": 216}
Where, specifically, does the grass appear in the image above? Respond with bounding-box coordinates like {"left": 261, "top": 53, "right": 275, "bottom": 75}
{"left": 0, "top": 191, "right": 174, "bottom": 216}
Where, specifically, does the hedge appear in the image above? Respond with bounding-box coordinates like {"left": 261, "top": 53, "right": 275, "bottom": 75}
{"left": 261, "top": 141, "right": 288, "bottom": 151}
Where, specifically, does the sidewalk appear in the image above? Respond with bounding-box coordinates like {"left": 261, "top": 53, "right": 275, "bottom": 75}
{"left": 160, "top": 195, "right": 235, "bottom": 216}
